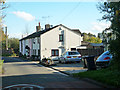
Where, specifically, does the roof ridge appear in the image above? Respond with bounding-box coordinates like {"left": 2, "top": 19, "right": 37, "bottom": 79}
{"left": 19, "top": 24, "right": 81, "bottom": 41}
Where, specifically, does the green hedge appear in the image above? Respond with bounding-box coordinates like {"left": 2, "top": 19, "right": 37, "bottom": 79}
{"left": 0, "top": 60, "right": 4, "bottom": 74}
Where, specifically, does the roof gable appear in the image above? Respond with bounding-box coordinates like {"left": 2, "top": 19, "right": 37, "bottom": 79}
{"left": 19, "top": 24, "right": 81, "bottom": 41}
{"left": 59, "top": 24, "right": 81, "bottom": 35}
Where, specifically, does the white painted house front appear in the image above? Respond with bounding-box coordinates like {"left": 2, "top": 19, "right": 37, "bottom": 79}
{"left": 19, "top": 24, "right": 83, "bottom": 60}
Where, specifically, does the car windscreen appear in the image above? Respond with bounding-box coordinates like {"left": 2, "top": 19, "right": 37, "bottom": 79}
{"left": 68, "top": 52, "right": 79, "bottom": 55}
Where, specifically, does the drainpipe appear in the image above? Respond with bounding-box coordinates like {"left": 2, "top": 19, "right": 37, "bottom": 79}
{"left": 39, "top": 35, "right": 41, "bottom": 63}
{"left": 64, "top": 28, "right": 66, "bottom": 51}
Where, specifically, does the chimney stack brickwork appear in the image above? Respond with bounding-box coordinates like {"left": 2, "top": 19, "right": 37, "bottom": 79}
{"left": 36, "top": 23, "right": 52, "bottom": 32}
{"left": 45, "top": 24, "right": 50, "bottom": 30}
{"left": 36, "top": 22, "right": 41, "bottom": 32}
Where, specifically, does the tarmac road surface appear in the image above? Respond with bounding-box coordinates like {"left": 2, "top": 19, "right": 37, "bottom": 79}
{"left": 1, "top": 57, "right": 104, "bottom": 89}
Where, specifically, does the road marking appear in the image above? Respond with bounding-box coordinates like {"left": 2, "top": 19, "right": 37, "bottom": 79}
{"left": 46, "top": 67, "right": 69, "bottom": 77}
{"left": 2, "top": 84, "right": 44, "bottom": 90}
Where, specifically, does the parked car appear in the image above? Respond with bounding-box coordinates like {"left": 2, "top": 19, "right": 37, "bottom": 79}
{"left": 96, "top": 51, "right": 112, "bottom": 67}
{"left": 59, "top": 51, "right": 82, "bottom": 63}
{"left": 51, "top": 57, "right": 60, "bottom": 64}
{"left": 41, "top": 57, "right": 59, "bottom": 66}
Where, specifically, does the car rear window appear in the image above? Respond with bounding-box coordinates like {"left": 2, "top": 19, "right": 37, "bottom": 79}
{"left": 68, "top": 52, "right": 79, "bottom": 55}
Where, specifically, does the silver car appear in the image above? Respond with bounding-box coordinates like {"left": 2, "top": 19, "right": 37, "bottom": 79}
{"left": 59, "top": 51, "right": 82, "bottom": 63}
{"left": 96, "top": 51, "right": 112, "bottom": 67}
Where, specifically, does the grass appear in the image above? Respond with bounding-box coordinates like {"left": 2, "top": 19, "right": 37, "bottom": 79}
{"left": 0, "top": 60, "right": 4, "bottom": 74}
{"left": 73, "top": 66, "right": 120, "bottom": 87}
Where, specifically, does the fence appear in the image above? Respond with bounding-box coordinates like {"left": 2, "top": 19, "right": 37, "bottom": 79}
{"left": 77, "top": 48, "right": 104, "bottom": 57}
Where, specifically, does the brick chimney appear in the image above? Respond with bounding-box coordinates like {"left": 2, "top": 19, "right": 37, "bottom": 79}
{"left": 45, "top": 24, "right": 50, "bottom": 30}
{"left": 36, "top": 22, "right": 41, "bottom": 32}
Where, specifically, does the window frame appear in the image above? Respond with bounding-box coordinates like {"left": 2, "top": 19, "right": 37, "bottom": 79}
{"left": 59, "top": 34, "right": 64, "bottom": 42}
{"left": 51, "top": 49, "right": 59, "bottom": 56}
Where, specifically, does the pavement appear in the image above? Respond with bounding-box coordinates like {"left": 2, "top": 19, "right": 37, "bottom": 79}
{"left": 49, "top": 62, "right": 87, "bottom": 75}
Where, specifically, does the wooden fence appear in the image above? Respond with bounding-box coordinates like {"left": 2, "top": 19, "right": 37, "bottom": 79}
{"left": 77, "top": 48, "right": 104, "bottom": 57}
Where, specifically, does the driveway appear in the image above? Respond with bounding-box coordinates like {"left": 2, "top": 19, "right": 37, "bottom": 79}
{"left": 50, "top": 61, "right": 87, "bottom": 74}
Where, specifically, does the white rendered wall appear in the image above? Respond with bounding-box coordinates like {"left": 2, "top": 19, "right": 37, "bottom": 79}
{"left": 41, "top": 27, "right": 60, "bottom": 59}
{"left": 65, "top": 29, "right": 81, "bottom": 50}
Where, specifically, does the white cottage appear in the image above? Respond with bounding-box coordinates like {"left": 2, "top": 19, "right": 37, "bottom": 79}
{"left": 19, "top": 24, "right": 83, "bottom": 61}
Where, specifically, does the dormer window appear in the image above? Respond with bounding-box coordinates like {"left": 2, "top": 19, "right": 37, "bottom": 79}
{"left": 59, "top": 34, "right": 63, "bottom": 42}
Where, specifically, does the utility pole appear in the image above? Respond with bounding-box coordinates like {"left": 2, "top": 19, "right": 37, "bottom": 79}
{"left": 5, "top": 26, "right": 8, "bottom": 50}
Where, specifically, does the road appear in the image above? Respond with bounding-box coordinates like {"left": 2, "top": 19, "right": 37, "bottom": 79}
{"left": 1, "top": 57, "right": 103, "bottom": 89}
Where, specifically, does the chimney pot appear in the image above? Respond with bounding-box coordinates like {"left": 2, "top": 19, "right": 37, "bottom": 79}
{"left": 39, "top": 22, "right": 40, "bottom": 27}
{"left": 36, "top": 22, "right": 41, "bottom": 32}
{"left": 45, "top": 24, "right": 50, "bottom": 30}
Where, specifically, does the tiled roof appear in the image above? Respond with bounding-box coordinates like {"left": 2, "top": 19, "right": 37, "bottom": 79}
{"left": 19, "top": 24, "right": 81, "bottom": 41}
{"left": 71, "top": 29, "right": 81, "bottom": 35}
{"left": 19, "top": 25, "right": 59, "bottom": 41}
{"left": 89, "top": 43, "right": 103, "bottom": 47}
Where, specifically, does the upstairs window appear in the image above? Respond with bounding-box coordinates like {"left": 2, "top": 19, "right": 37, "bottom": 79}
{"left": 59, "top": 27, "right": 62, "bottom": 30}
{"left": 59, "top": 34, "right": 63, "bottom": 42}
{"left": 33, "top": 38, "right": 35, "bottom": 44}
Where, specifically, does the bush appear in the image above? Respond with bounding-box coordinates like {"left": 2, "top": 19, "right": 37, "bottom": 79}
{"left": 2, "top": 53, "right": 11, "bottom": 56}
{"left": 0, "top": 60, "right": 4, "bottom": 74}
{"left": 23, "top": 54, "right": 26, "bottom": 58}
{"left": 11, "top": 53, "right": 17, "bottom": 57}
{"left": 19, "top": 52, "right": 23, "bottom": 57}
{"left": 31, "top": 55, "right": 35, "bottom": 59}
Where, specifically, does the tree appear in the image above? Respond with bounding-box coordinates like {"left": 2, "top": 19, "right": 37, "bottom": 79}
{"left": 97, "top": 1, "right": 120, "bottom": 68}
{"left": 0, "top": 29, "right": 6, "bottom": 42}
{"left": 8, "top": 38, "right": 19, "bottom": 54}
{"left": 0, "top": 0, "right": 7, "bottom": 25}
{"left": 83, "top": 33, "right": 89, "bottom": 41}
{"left": 88, "top": 37, "right": 102, "bottom": 43}
{"left": 82, "top": 33, "right": 102, "bottom": 43}
{"left": 0, "top": 0, "right": 9, "bottom": 51}
{"left": 0, "top": 0, "right": 7, "bottom": 49}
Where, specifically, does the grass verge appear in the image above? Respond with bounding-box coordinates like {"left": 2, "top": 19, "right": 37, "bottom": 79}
{"left": 73, "top": 67, "right": 120, "bottom": 87}
{"left": 0, "top": 60, "right": 4, "bottom": 74}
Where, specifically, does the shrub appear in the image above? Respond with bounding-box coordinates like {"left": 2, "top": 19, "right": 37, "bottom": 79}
{"left": 0, "top": 60, "right": 4, "bottom": 74}
{"left": 19, "top": 52, "right": 23, "bottom": 57}
{"left": 23, "top": 54, "right": 26, "bottom": 58}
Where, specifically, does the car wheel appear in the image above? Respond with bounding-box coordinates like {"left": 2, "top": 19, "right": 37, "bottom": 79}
{"left": 59, "top": 61, "right": 61, "bottom": 63}
{"left": 61, "top": 60, "right": 66, "bottom": 64}
{"left": 76, "top": 61, "right": 80, "bottom": 63}
{"left": 63, "top": 60, "right": 66, "bottom": 64}
{"left": 61, "top": 60, "right": 64, "bottom": 64}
